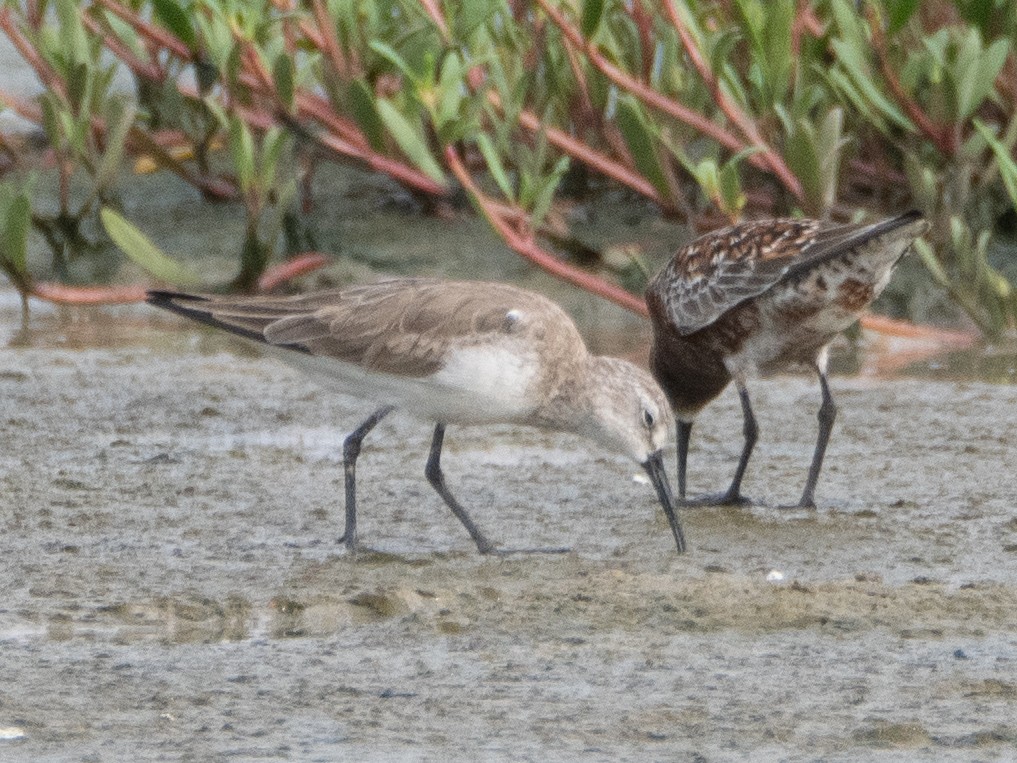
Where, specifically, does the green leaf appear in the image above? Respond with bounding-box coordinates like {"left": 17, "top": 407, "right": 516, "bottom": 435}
{"left": 764, "top": 0, "right": 794, "bottom": 89}
{"left": 229, "top": 118, "right": 256, "bottom": 195}
{"left": 66, "top": 61, "right": 89, "bottom": 113}
{"left": 829, "top": 0, "right": 867, "bottom": 48}
{"left": 831, "top": 39, "right": 914, "bottom": 130}
{"left": 375, "top": 99, "right": 446, "bottom": 185}
{"left": 733, "top": 0, "right": 764, "bottom": 43}
{"left": 885, "top": 0, "right": 919, "bottom": 34}
{"left": 531, "top": 156, "right": 569, "bottom": 229}
{"left": 100, "top": 208, "right": 202, "bottom": 286}
{"left": 349, "top": 80, "right": 386, "bottom": 152}
{"left": 913, "top": 239, "right": 949, "bottom": 286}
{"left": 718, "top": 161, "right": 745, "bottom": 217}
{"left": 261, "top": 126, "right": 289, "bottom": 189}
{"left": 96, "top": 102, "right": 136, "bottom": 192}
{"left": 434, "top": 52, "right": 464, "bottom": 133}
{"left": 476, "top": 133, "right": 514, "bottom": 201}
{"left": 459, "top": 0, "right": 500, "bottom": 37}
{"left": 56, "top": 0, "right": 89, "bottom": 65}
{"left": 273, "top": 53, "right": 295, "bottom": 112}
{"left": 615, "top": 98, "right": 671, "bottom": 199}
{"left": 581, "top": 0, "right": 605, "bottom": 38}
{"left": 0, "top": 192, "right": 31, "bottom": 275}
{"left": 152, "top": 0, "right": 197, "bottom": 50}
{"left": 974, "top": 119, "right": 1017, "bottom": 210}
{"left": 369, "top": 40, "right": 420, "bottom": 84}
{"left": 955, "top": 36, "right": 1009, "bottom": 120}
{"left": 693, "top": 158, "right": 720, "bottom": 202}
{"left": 956, "top": 0, "right": 994, "bottom": 32}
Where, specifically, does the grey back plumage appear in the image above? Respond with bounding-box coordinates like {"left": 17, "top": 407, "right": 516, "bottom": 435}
{"left": 148, "top": 278, "right": 582, "bottom": 378}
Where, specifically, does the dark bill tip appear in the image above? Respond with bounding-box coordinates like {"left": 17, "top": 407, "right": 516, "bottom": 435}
{"left": 642, "top": 450, "right": 687, "bottom": 554}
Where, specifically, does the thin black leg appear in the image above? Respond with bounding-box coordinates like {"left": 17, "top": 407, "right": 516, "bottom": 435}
{"left": 424, "top": 424, "right": 496, "bottom": 554}
{"left": 676, "top": 419, "right": 693, "bottom": 500}
{"left": 720, "top": 382, "right": 757, "bottom": 505}
{"left": 339, "top": 405, "right": 394, "bottom": 551}
{"left": 796, "top": 368, "right": 836, "bottom": 509}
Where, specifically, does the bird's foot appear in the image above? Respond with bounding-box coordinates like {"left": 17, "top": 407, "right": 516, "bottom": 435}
{"left": 337, "top": 532, "right": 357, "bottom": 550}
{"left": 682, "top": 491, "right": 755, "bottom": 508}
{"left": 483, "top": 545, "right": 571, "bottom": 556}
{"left": 777, "top": 497, "right": 818, "bottom": 511}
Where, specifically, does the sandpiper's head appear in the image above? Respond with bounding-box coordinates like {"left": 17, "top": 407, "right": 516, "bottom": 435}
{"left": 581, "top": 357, "right": 674, "bottom": 463}
{"left": 580, "top": 357, "right": 686, "bottom": 552}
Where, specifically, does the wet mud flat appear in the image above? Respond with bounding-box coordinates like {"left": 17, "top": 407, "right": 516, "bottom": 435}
{"left": 2, "top": 333, "right": 1017, "bottom": 761}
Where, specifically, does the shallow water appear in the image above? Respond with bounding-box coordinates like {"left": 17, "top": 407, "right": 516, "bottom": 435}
{"left": 2, "top": 306, "right": 1016, "bottom": 760}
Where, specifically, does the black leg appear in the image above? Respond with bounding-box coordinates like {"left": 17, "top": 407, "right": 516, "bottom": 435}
{"left": 424, "top": 424, "right": 496, "bottom": 554}
{"left": 339, "top": 405, "right": 394, "bottom": 551}
{"left": 795, "top": 368, "right": 836, "bottom": 509}
{"left": 676, "top": 419, "right": 693, "bottom": 500}
{"left": 720, "top": 382, "right": 757, "bottom": 505}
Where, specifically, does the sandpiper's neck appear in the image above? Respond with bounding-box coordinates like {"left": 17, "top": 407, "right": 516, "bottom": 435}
{"left": 648, "top": 325, "right": 731, "bottom": 418}
{"left": 529, "top": 352, "right": 605, "bottom": 436}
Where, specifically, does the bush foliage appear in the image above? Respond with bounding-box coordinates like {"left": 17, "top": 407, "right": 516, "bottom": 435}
{"left": 1, "top": 0, "right": 1016, "bottom": 333}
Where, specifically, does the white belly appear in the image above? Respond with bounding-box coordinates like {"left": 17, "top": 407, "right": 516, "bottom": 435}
{"left": 278, "top": 343, "right": 540, "bottom": 425}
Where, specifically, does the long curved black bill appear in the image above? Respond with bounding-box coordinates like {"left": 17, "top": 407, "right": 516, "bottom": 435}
{"left": 642, "top": 450, "right": 687, "bottom": 553}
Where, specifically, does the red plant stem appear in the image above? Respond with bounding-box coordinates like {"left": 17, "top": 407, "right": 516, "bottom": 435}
{"left": 26, "top": 0, "right": 44, "bottom": 29}
{"left": 445, "top": 145, "right": 649, "bottom": 317}
{"left": 297, "top": 18, "right": 325, "bottom": 50}
{"left": 867, "top": 7, "right": 957, "bottom": 156}
{"left": 0, "top": 7, "right": 67, "bottom": 100}
{"left": 24, "top": 255, "right": 328, "bottom": 305}
{"left": 93, "top": 0, "right": 192, "bottom": 59}
{"left": 536, "top": 0, "right": 793, "bottom": 190}
{"left": 78, "top": 5, "right": 440, "bottom": 201}
{"left": 792, "top": 1, "right": 823, "bottom": 53}
{"left": 238, "top": 24, "right": 454, "bottom": 197}
{"left": 416, "top": 0, "right": 451, "bottom": 43}
{"left": 82, "top": 11, "right": 163, "bottom": 82}
{"left": 661, "top": 0, "right": 803, "bottom": 201}
{"left": 0, "top": 89, "right": 43, "bottom": 123}
{"left": 560, "top": 41, "right": 634, "bottom": 167}
{"left": 848, "top": 157, "right": 907, "bottom": 186}
{"left": 31, "top": 283, "right": 148, "bottom": 304}
{"left": 257, "top": 252, "right": 330, "bottom": 291}
{"left": 292, "top": 92, "right": 372, "bottom": 152}
{"left": 317, "top": 130, "right": 450, "bottom": 197}
{"left": 487, "top": 90, "right": 670, "bottom": 209}
{"left": 309, "top": 0, "right": 352, "bottom": 80}
{"left": 630, "top": 2, "right": 655, "bottom": 83}
{"left": 0, "top": 81, "right": 236, "bottom": 201}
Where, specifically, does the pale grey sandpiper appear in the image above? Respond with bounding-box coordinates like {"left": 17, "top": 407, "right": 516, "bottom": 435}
{"left": 148, "top": 278, "right": 687, "bottom": 554}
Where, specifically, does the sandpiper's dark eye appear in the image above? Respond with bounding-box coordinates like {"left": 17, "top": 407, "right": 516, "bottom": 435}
{"left": 642, "top": 408, "right": 655, "bottom": 428}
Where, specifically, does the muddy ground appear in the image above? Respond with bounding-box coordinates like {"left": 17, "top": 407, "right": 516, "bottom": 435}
{"left": 1, "top": 306, "right": 1016, "bottom": 762}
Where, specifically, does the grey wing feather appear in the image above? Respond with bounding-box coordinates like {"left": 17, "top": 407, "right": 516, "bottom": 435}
{"left": 262, "top": 314, "right": 335, "bottom": 344}
{"left": 147, "top": 278, "right": 571, "bottom": 378}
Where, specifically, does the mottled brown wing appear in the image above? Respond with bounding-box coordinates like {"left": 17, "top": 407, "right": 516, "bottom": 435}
{"left": 646, "top": 219, "right": 822, "bottom": 336}
{"left": 147, "top": 279, "right": 568, "bottom": 377}
{"left": 646, "top": 212, "right": 924, "bottom": 336}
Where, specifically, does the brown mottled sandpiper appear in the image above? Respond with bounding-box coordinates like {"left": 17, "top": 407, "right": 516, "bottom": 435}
{"left": 646, "top": 211, "right": 929, "bottom": 508}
